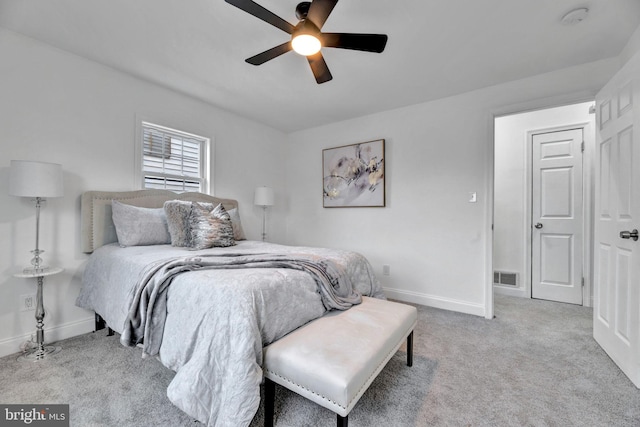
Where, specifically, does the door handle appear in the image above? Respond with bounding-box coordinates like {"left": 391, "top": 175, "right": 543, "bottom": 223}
{"left": 534, "top": 223, "right": 543, "bottom": 229}
{"left": 620, "top": 229, "right": 639, "bottom": 241}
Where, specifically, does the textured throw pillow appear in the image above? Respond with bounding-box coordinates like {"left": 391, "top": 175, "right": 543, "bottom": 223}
{"left": 111, "top": 200, "right": 171, "bottom": 247}
{"left": 226, "top": 208, "right": 247, "bottom": 241}
{"left": 189, "top": 202, "right": 236, "bottom": 249}
{"left": 164, "top": 200, "right": 201, "bottom": 247}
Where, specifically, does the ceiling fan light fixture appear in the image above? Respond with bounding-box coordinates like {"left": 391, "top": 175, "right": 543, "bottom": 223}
{"left": 224, "top": 0, "right": 388, "bottom": 83}
{"left": 292, "top": 34, "right": 321, "bottom": 56}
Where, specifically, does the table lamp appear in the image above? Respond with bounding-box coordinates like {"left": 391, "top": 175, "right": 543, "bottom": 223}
{"left": 254, "top": 186, "right": 274, "bottom": 242}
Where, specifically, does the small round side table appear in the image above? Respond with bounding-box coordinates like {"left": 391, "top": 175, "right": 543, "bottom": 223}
{"left": 14, "top": 266, "right": 64, "bottom": 362}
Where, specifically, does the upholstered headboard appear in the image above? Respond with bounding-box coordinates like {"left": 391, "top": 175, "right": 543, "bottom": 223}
{"left": 81, "top": 190, "right": 239, "bottom": 253}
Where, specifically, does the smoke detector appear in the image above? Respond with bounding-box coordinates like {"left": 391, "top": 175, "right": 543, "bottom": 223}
{"left": 561, "top": 8, "right": 589, "bottom": 25}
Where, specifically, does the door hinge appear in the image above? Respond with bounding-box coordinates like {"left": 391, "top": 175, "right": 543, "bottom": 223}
{"left": 581, "top": 141, "right": 585, "bottom": 152}
{"left": 589, "top": 104, "right": 596, "bottom": 114}
{"left": 581, "top": 277, "right": 585, "bottom": 287}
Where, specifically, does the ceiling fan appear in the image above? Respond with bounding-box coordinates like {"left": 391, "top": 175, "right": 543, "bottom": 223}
{"left": 224, "top": 0, "right": 388, "bottom": 84}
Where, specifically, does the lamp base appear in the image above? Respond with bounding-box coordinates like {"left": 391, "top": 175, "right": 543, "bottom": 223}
{"left": 17, "top": 345, "right": 62, "bottom": 362}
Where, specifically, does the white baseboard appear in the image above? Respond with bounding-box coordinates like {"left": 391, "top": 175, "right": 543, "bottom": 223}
{"left": 0, "top": 291, "right": 494, "bottom": 358}
{"left": 384, "top": 287, "right": 486, "bottom": 317}
{"left": 0, "top": 289, "right": 490, "bottom": 357}
{"left": 493, "top": 285, "right": 528, "bottom": 298}
{"left": 0, "top": 317, "right": 95, "bottom": 359}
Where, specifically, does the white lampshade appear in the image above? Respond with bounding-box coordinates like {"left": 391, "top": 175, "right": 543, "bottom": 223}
{"left": 254, "top": 186, "right": 274, "bottom": 206}
{"left": 9, "top": 160, "right": 64, "bottom": 198}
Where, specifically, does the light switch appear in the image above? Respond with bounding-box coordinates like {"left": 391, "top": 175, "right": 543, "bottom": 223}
{"left": 469, "top": 192, "right": 477, "bottom": 203}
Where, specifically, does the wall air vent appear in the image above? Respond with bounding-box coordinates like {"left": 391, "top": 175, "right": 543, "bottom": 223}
{"left": 493, "top": 271, "right": 519, "bottom": 287}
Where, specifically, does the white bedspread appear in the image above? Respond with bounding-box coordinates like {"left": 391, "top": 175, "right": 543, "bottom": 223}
{"left": 76, "top": 240, "right": 384, "bottom": 426}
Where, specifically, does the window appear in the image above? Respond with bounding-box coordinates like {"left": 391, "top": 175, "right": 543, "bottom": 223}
{"left": 138, "top": 121, "right": 210, "bottom": 193}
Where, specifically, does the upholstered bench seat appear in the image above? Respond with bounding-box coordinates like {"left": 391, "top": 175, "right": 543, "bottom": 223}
{"left": 263, "top": 296, "right": 418, "bottom": 426}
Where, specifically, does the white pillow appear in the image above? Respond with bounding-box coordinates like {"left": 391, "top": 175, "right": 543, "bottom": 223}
{"left": 226, "top": 208, "right": 247, "bottom": 240}
{"left": 111, "top": 200, "right": 171, "bottom": 247}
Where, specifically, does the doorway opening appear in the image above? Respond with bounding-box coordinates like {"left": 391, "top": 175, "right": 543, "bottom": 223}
{"left": 492, "top": 101, "right": 595, "bottom": 307}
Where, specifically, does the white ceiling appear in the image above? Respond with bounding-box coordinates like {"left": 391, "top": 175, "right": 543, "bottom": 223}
{"left": 1, "top": 0, "right": 639, "bottom": 132}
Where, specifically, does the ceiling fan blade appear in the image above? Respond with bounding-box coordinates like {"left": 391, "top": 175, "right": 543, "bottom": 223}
{"left": 246, "top": 42, "right": 292, "bottom": 65}
{"left": 225, "top": 0, "right": 295, "bottom": 34}
{"left": 306, "top": 0, "right": 338, "bottom": 30}
{"left": 307, "top": 52, "right": 333, "bottom": 84}
{"left": 322, "top": 33, "right": 388, "bottom": 53}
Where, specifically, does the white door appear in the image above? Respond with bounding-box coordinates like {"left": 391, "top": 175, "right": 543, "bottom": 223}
{"left": 531, "top": 129, "right": 584, "bottom": 304}
{"left": 593, "top": 54, "right": 640, "bottom": 387}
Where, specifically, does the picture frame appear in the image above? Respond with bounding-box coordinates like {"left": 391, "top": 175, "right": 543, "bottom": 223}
{"left": 322, "top": 139, "right": 385, "bottom": 208}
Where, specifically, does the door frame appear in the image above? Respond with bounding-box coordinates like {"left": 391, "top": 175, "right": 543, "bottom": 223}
{"left": 487, "top": 94, "right": 600, "bottom": 319}
{"left": 524, "top": 122, "right": 594, "bottom": 306}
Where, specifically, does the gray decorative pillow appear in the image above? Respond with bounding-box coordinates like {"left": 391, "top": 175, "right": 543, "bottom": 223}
{"left": 226, "top": 208, "right": 247, "bottom": 241}
{"left": 111, "top": 200, "right": 170, "bottom": 247}
{"left": 189, "top": 202, "right": 236, "bottom": 249}
{"left": 164, "top": 200, "right": 200, "bottom": 247}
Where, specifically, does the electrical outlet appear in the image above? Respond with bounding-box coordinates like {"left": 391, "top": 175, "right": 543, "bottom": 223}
{"left": 382, "top": 265, "right": 391, "bottom": 276}
{"left": 20, "top": 294, "right": 36, "bottom": 311}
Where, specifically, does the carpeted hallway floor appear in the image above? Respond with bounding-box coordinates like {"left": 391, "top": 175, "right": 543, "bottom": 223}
{"left": 1, "top": 295, "right": 638, "bottom": 426}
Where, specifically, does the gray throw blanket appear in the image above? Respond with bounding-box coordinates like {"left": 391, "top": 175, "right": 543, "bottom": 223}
{"left": 120, "top": 252, "right": 362, "bottom": 356}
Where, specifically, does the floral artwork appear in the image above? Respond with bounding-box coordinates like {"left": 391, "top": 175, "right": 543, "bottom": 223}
{"left": 322, "top": 139, "right": 385, "bottom": 207}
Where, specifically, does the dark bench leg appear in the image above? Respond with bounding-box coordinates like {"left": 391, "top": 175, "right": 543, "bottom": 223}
{"left": 265, "top": 378, "right": 275, "bottom": 427}
{"left": 264, "top": 331, "right": 413, "bottom": 427}
{"left": 407, "top": 331, "right": 413, "bottom": 367}
{"left": 266, "top": 377, "right": 347, "bottom": 427}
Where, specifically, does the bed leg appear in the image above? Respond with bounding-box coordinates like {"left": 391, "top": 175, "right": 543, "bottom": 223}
{"left": 94, "top": 313, "right": 114, "bottom": 336}
{"left": 94, "top": 313, "right": 106, "bottom": 332}
{"left": 265, "top": 378, "right": 275, "bottom": 427}
{"left": 407, "top": 331, "right": 413, "bottom": 367}
{"left": 337, "top": 414, "right": 348, "bottom": 427}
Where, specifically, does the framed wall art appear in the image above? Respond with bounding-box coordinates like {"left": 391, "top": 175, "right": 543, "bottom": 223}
{"left": 322, "top": 139, "right": 385, "bottom": 208}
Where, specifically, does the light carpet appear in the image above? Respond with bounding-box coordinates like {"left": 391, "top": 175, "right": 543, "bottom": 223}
{"left": 1, "top": 295, "right": 638, "bottom": 426}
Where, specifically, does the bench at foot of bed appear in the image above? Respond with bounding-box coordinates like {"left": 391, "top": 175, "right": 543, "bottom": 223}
{"left": 263, "top": 296, "right": 418, "bottom": 427}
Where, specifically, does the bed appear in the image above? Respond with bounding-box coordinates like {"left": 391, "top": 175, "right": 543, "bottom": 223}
{"left": 75, "top": 190, "right": 385, "bottom": 426}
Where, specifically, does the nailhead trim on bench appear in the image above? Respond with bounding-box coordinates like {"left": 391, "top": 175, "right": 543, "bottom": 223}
{"left": 264, "top": 324, "right": 415, "bottom": 414}
{"left": 264, "top": 370, "right": 345, "bottom": 410}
